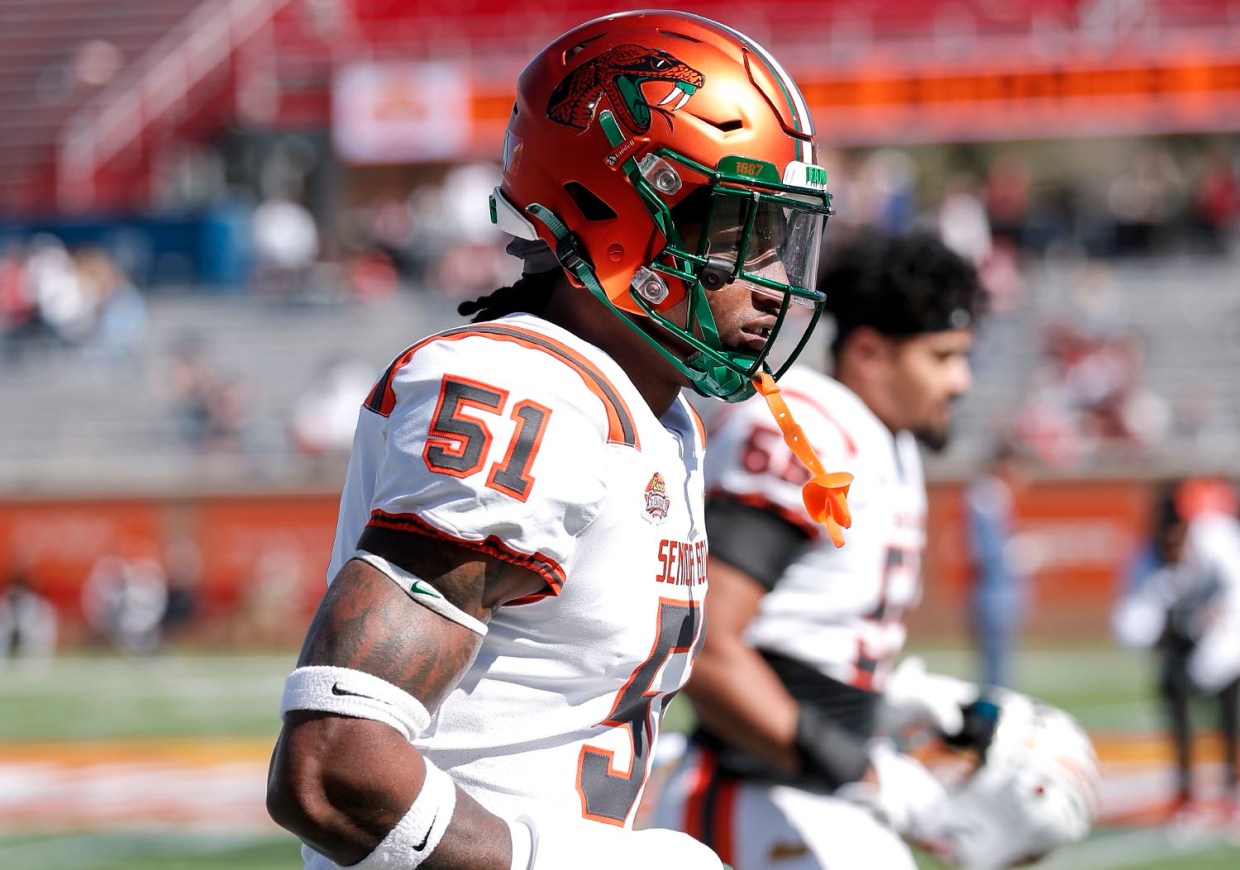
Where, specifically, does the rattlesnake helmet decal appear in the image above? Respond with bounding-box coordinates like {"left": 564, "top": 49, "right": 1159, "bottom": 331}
{"left": 546, "top": 44, "right": 704, "bottom": 133}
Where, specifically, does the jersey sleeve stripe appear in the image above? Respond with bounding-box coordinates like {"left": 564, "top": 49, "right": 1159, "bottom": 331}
{"left": 779, "top": 386, "right": 858, "bottom": 457}
{"left": 364, "top": 324, "right": 640, "bottom": 449}
{"left": 366, "top": 508, "right": 566, "bottom": 595}
{"left": 364, "top": 339, "right": 431, "bottom": 417}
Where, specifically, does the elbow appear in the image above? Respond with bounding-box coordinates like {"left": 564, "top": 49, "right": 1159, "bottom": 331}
{"left": 265, "top": 715, "right": 416, "bottom": 865}
{"left": 266, "top": 776, "right": 303, "bottom": 836}
{"left": 266, "top": 737, "right": 326, "bottom": 844}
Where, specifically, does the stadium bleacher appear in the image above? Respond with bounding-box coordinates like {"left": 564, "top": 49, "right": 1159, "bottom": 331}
{"left": 1, "top": 250, "right": 1235, "bottom": 495}
{"left": 0, "top": 0, "right": 204, "bottom": 212}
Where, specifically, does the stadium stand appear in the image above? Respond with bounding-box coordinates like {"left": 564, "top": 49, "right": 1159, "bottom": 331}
{"left": 0, "top": 251, "right": 1234, "bottom": 496}
{"left": 0, "top": 290, "right": 456, "bottom": 493}
{"left": 0, "top": 0, "right": 204, "bottom": 213}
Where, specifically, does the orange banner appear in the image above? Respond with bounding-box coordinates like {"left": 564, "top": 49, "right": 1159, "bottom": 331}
{"left": 916, "top": 479, "right": 1152, "bottom": 639}
{"left": 0, "top": 480, "right": 1161, "bottom": 645}
{"left": 464, "top": 51, "right": 1240, "bottom": 148}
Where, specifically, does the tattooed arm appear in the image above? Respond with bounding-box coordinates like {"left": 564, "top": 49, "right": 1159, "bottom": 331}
{"left": 265, "top": 533, "right": 544, "bottom": 868}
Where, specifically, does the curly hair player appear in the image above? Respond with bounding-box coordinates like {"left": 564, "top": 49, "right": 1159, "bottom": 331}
{"left": 652, "top": 228, "right": 1097, "bottom": 868}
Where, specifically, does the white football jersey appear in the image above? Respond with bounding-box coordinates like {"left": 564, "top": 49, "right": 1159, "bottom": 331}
{"left": 327, "top": 313, "right": 709, "bottom": 828}
{"left": 1183, "top": 512, "right": 1240, "bottom": 692}
{"left": 706, "top": 365, "right": 926, "bottom": 690}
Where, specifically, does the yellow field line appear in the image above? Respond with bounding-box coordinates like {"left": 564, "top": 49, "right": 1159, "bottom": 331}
{"left": 0, "top": 737, "right": 273, "bottom": 765}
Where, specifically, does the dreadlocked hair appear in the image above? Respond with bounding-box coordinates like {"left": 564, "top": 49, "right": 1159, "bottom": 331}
{"left": 457, "top": 269, "right": 560, "bottom": 323}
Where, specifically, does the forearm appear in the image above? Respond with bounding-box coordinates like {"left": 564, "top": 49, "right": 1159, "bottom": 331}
{"left": 688, "top": 641, "right": 800, "bottom": 772}
{"left": 269, "top": 713, "right": 515, "bottom": 868}
{"left": 268, "top": 557, "right": 528, "bottom": 868}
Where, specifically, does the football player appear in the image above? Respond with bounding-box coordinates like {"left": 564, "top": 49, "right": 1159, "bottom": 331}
{"left": 1112, "top": 478, "right": 1240, "bottom": 829}
{"left": 264, "top": 10, "right": 849, "bottom": 870}
{"left": 650, "top": 228, "right": 994, "bottom": 868}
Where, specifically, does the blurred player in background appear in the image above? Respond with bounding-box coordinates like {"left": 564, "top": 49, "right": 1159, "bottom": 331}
{"left": 964, "top": 439, "right": 1033, "bottom": 690}
{"left": 1112, "top": 478, "right": 1240, "bottom": 831}
{"left": 651, "top": 228, "right": 995, "bottom": 867}
{"left": 265, "top": 10, "right": 849, "bottom": 870}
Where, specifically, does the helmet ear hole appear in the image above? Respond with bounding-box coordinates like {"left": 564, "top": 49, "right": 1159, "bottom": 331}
{"left": 563, "top": 182, "right": 618, "bottom": 221}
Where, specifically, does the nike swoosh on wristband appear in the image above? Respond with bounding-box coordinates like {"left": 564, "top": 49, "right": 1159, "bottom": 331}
{"left": 409, "top": 579, "right": 445, "bottom": 599}
{"left": 412, "top": 812, "right": 437, "bottom": 852}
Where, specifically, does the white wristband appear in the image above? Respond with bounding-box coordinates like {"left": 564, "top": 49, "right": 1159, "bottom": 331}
{"left": 508, "top": 817, "right": 534, "bottom": 870}
{"left": 281, "top": 666, "right": 430, "bottom": 742}
{"left": 350, "top": 759, "right": 457, "bottom": 869}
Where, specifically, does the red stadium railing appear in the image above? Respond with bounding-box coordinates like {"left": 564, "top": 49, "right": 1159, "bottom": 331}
{"left": 32, "top": 0, "right": 1240, "bottom": 215}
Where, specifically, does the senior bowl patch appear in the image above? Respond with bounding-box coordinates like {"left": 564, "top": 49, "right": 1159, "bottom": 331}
{"left": 643, "top": 472, "right": 671, "bottom": 523}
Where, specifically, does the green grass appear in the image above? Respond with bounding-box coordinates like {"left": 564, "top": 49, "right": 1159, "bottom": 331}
{"left": 1, "top": 645, "right": 1237, "bottom": 869}
{"left": 0, "top": 834, "right": 300, "bottom": 870}
{"left": 0, "top": 653, "right": 289, "bottom": 741}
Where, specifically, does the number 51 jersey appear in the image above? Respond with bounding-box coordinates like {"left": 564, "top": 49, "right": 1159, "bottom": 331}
{"left": 327, "top": 313, "right": 709, "bottom": 829}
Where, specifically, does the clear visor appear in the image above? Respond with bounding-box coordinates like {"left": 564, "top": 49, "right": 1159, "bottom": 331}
{"left": 701, "top": 194, "right": 825, "bottom": 308}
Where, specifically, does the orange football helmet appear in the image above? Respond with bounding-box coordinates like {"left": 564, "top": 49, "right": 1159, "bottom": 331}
{"left": 490, "top": 9, "right": 835, "bottom": 401}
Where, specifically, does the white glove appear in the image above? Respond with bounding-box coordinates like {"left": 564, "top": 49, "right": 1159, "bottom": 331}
{"left": 881, "top": 656, "right": 978, "bottom": 740}
{"left": 836, "top": 739, "right": 949, "bottom": 839}
{"left": 519, "top": 815, "right": 727, "bottom": 870}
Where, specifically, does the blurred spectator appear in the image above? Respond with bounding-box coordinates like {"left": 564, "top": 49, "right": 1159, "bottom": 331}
{"left": 1012, "top": 260, "right": 1171, "bottom": 465}
{"left": 1172, "top": 388, "right": 1240, "bottom": 459}
{"left": 365, "top": 195, "right": 416, "bottom": 273}
{"left": 1107, "top": 146, "right": 1183, "bottom": 257}
{"left": 938, "top": 172, "right": 993, "bottom": 267}
{"left": 1065, "top": 259, "right": 1127, "bottom": 340}
{"left": 0, "top": 241, "right": 40, "bottom": 363}
{"left": 345, "top": 248, "right": 400, "bottom": 302}
{"left": 1013, "top": 367, "right": 1086, "bottom": 468}
{"left": 1112, "top": 479, "right": 1240, "bottom": 832}
{"left": 983, "top": 152, "right": 1032, "bottom": 249}
{"left": 165, "top": 333, "right": 250, "bottom": 452}
{"left": 81, "top": 544, "right": 169, "bottom": 654}
{"left": 0, "top": 563, "right": 57, "bottom": 664}
{"left": 412, "top": 162, "right": 519, "bottom": 298}
{"left": 75, "top": 246, "right": 146, "bottom": 367}
{"left": 252, "top": 189, "right": 320, "bottom": 301}
{"left": 848, "top": 147, "right": 918, "bottom": 233}
{"left": 290, "top": 354, "right": 375, "bottom": 457}
{"left": 976, "top": 237, "right": 1026, "bottom": 315}
{"left": 27, "top": 235, "right": 95, "bottom": 346}
{"left": 160, "top": 535, "right": 204, "bottom": 646}
{"left": 1188, "top": 146, "right": 1240, "bottom": 256}
{"left": 965, "top": 441, "right": 1035, "bottom": 689}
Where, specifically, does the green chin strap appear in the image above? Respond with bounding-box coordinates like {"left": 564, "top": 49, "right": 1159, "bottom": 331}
{"left": 523, "top": 201, "right": 759, "bottom": 402}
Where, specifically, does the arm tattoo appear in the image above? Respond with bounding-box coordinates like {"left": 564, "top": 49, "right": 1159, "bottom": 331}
{"left": 297, "top": 560, "right": 485, "bottom": 710}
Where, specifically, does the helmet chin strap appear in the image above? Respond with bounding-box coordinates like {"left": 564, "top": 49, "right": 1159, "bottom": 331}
{"left": 752, "top": 371, "right": 853, "bottom": 547}
{"left": 521, "top": 201, "right": 760, "bottom": 401}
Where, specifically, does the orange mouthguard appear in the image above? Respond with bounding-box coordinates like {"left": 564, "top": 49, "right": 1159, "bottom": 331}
{"left": 753, "top": 372, "right": 853, "bottom": 547}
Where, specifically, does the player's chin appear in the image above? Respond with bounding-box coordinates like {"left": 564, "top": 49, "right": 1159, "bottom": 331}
{"left": 913, "top": 424, "right": 952, "bottom": 453}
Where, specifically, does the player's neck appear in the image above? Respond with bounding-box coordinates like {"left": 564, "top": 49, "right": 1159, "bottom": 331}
{"left": 835, "top": 370, "right": 901, "bottom": 438}
{"left": 541, "top": 292, "right": 683, "bottom": 416}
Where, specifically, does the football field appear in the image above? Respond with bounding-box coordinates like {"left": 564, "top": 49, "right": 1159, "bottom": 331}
{"left": 1, "top": 645, "right": 1237, "bottom": 870}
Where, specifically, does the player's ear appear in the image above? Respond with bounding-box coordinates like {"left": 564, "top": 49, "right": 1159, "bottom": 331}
{"left": 848, "top": 325, "right": 889, "bottom": 367}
